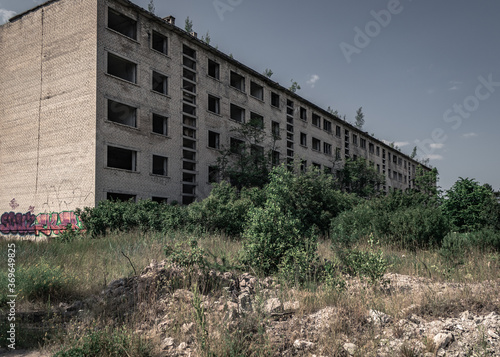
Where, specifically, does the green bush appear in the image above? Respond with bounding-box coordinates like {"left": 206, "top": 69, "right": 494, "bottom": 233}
{"left": 277, "top": 245, "right": 318, "bottom": 287}
{"left": 330, "top": 203, "right": 379, "bottom": 246}
{"left": 53, "top": 326, "right": 153, "bottom": 357}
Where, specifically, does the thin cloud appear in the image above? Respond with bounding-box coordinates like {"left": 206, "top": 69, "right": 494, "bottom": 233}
{"left": 306, "top": 74, "right": 319, "bottom": 88}
{"left": 430, "top": 143, "right": 444, "bottom": 149}
{"left": 425, "top": 154, "right": 444, "bottom": 160}
{"left": 394, "top": 141, "right": 409, "bottom": 148}
{"left": 0, "top": 9, "right": 16, "bottom": 24}
{"left": 463, "top": 132, "right": 478, "bottom": 138}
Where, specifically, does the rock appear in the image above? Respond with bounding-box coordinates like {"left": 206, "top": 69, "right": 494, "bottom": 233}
{"left": 161, "top": 337, "right": 174, "bottom": 350}
{"left": 284, "top": 300, "right": 300, "bottom": 310}
{"left": 181, "top": 322, "right": 195, "bottom": 334}
{"left": 434, "top": 332, "right": 454, "bottom": 350}
{"left": 177, "top": 342, "right": 187, "bottom": 351}
{"left": 488, "top": 329, "right": 499, "bottom": 339}
{"left": 343, "top": 342, "right": 357, "bottom": 355}
{"left": 238, "top": 292, "right": 253, "bottom": 313}
{"left": 293, "top": 339, "right": 315, "bottom": 350}
{"left": 264, "top": 298, "right": 282, "bottom": 314}
{"left": 369, "top": 309, "right": 393, "bottom": 327}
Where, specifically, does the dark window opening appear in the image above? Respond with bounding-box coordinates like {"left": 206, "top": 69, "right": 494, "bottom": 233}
{"left": 230, "top": 138, "right": 245, "bottom": 154}
{"left": 183, "top": 126, "right": 196, "bottom": 138}
{"left": 312, "top": 137, "right": 321, "bottom": 151}
{"left": 250, "top": 81, "right": 264, "bottom": 100}
{"left": 230, "top": 71, "right": 245, "bottom": 91}
{"left": 300, "top": 132, "right": 307, "bottom": 146}
{"left": 152, "top": 114, "right": 168, "bottom": 135}
{"left": 312, "top": 113, "right": 321, "bottom": 126}
{"left": 183, "top": 68, "right": 196, "bottom": 81}
{"left": 208, "top": 131, "right": 220, "bottom": 149}
{"left": 152, "top": 196, "right": 168, "bottom": 204}
{"left": 208, "top": 95, "right": 220, "bottom": 114}
{"left": 108, "top": 8, "right": 137, "bottom": 40}
{"left": 208, "top": 166, "right": 219, "bottom": 183}
{"left": 183, "top": 103, "right": 196, "bottom": 116}
{"left": 183, "top": 138, "right": 196, "bottom": 150}
{"left": 272, "top": 151, "right": 280, "bottom": 166}
{"left": 108, "top": 99, "right": 136, "bottom": 127}
{"left": 152, "top": 71, "right": 168, "bottom": 95}
{"left": 107, "top": 192, "right": 136, "bottom": 202}
{"left": 183, "top": 161, "right": 196, "bottom": 171}
{"left": 183, "top": 150, "right": 196, "bottom": 161}
{"left": 271, "top": 92, "right": 280, "bottom": 108}
{"left": 300, "top": 107, "right": 307, "bottom": 120}
{"left": 249, "top": 112, "right": 264, "bottom": 129}
{"left": 230, "top": 104, "right": 245, "bottom": 123}
{"left": 107, "top": 53, "right": 136, "bottom": 83}
{"left": 208, "top": 59, "right": 219, "bottom": 79}
{"left": 152, "top": 155, "right": 168, "bottom": 176}
{"left": 183, "top": 45, "right": 196, "bottom": 59}
{"left": 183, "top": 56, "right": 196, "bottom": 70}
{"left": 183, "top": 80, "right": 196, "bottom": 93}
{"left": 107, "top": 146, "right": 136, "bottom": 171}
{"left": 324, "top": 143, "right": 332, "bottom": 155}
{"left": 272, "top": 121, "right": 280, "bottom": 137}
{"left": 324, "top": 119, "right": 332, "bottom": 133}
{"left": 152, "top": 31, "right": 167, "bottom": 54}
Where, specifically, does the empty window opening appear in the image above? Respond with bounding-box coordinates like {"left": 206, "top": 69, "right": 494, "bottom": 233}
{"left": 300, "top": 160, "right": 307, "bottom": 172}
{"left": 107, "top": 192, "right": 136, "bottom": 202}
{"left": 183, "top": 103, "right": 196, "bottom": 116}
{"left": 183, "top": 56, "right": 196, "bottom": 70}
{"left": 183, "top": 173, "right": 196, "bottom": 182}
{"left": 287, "top": 107, "right": 294, "bottom": 116}
{"left": 287, "top": 99, "right": 294, "bottom": 107}
{"left": 108, "top": 99, "right": 136, "bottom": 127}
{"left": 230, "top": 71, "right": 245, "bottom": 91}
{"left": 183, "top": 45, "right": 196, "bottom": 59}
{"left": 108, "top": 8, "right": 137, "bottom": 40}
{"left": 208, "top": 166, "right": 220, "bottom": 183}
{"left": 312, "top": 137, "right": 321, "bottom": 151}
{"left": 183, "top": 138, "right": 196, "bottom": 150}
{"left": 300, "top": 107, "right": 307, "bottom": 120}
{"left": 352, "top": 134, "right": 358, "bottom": 146}
{"left": 312, "top": 113, "right": 321, "bottom": 127}
{"left": 183, "top": 150, "right": 196, "bottom": 161}
{"left": 230, "top": 104, "right": 245, "bottom": 123}
{"left": 287, "top": 150, "right": 294, "bottom": 157}
{"left": 208, "top": 95, "right": 220, "bottom": 114}
{"left": 183, "top": 91, "right": 196, "bottom": 104}
{"left": 300, "top": 132, "right": 307, "bottom": 146}
{"left": 287, "top": 141, "right": 294, "bottom": 149}
{"left": 250, "top": 81, "right": 264, "bottom": 100}
{"left": 107, "top": 146, "right": 137, "bottom": 171}
{"left": 152, "top": 196, "right": 168, "bottom": 204}
{"left": 152, "top": 31, "right": 167, "bottom": 54}
{"left": 272, "top": 121, "right": 280, "bottom": 137}
{"left": 250, "top": 112, "right": 264, "bottom": 129}
{"left": 183, "top": 126, "right": 196, "bottom": 138}
{"left": 286, "top": 124, "right": 294, "bottom": 133}
{"left": 286, "top": 132, "right": 293, "bottom": 141}
{"left": 183, "top": 184, "right": 196, "bottom": 195}
{"left": 183, "top": 161, "right": 196, "bottom": 171}
{"left": 208, "top": 131, "right": 220, "bottom": 149}
{"left": 208, "top": 59, "right": 220, "bottom": 79}
{"left": 324, "top": 143, "right": 332, "bottom": 155}
{"left": 152, "top": 71, "right": 168, "bottom": 95}
{"left": 183, "top": 68, "right": 196, "bottom": 81}
{"left": 183, "top": 115, "right": 196, "bottom": 127}
{"left": 152, "top": 155, "right": 168, "bottom": 176}
{"left": 335, "top": 147, "right": 341, "bottom": 159}
{"left": 324, "top": 119, "right": 332, "bottom": 133}
{"left": 183, "top": 80, "right": 196, "bottom": 93}
{"left": 312, "top": 162, "right": 321, "bottom": 170}
{"left": 376, "top": 146, "right": 380, "bottom": 156}
{"left": 152, "top": 114, "right": 168, "bottom": 136}
{"left": 336, "top": 125, "right": 341, "bottom": 137}
{"left": 369, "top": 143, "right": 375, "bottom": 154}
{"left": 182, "top": 196, "right": 196, "bottom": 205}
{"left": 271, "top": 92, "right": 280, "bottom": 108}
{"left": 360, "top": 138, "right": 367, "bottom": 149}
{"left": 107, "top": 53, "right": 136, "bottom": 83}
{"left": 230, "top": 138, "right": 245, "bottom": 154}
{"left": 272, "top": 151, "right": 280, "bottom": 166}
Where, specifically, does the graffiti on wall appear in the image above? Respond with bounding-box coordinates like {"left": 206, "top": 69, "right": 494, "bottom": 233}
{"left": 0, "top": 211, "right": 83, "bottom": 236}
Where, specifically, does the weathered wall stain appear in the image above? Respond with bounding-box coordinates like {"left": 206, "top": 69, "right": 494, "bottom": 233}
{"left": 0, "top": 211, "right": 82, "bottom": 236}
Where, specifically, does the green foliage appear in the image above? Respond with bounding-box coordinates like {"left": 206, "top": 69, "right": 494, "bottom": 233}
{"left": 11, "top": 261, "right": 75, "bottom": 302}
{"left": 336, "top": 158, "right": 385, "bottom": 198}
{"left": 184, "top": 16, "right": 193, "bottom": 32}
{"left": 442, "top": 177, "right": 499, "bottom": 232}
{"left": 338, "top": 236, "right": 391, "bottom": 284}
{"left": 330, "top": 202, "right": 378, "bottom": 246}
{"left": 56, "top": 224, "right": 83, "bottom": 243}
{"left": 53, "top": 326, "right": 153, "bottom": 357}
{"left": 277, "top": 244, "right": 318, "bottom": 286}
{"left": 164, "top": 239, "right": 209, "bottom": 270}
{"left": 289, "top": 79, "right": 301, "bottom": 92}
{"left": 263, "top": 68, "right": 273, "bottom": 78}
{"left": 147, "top": 0, "right": 155, "bottom": 14}
{"left": 413, "top": 166, "right": 439, "bottom": 197}
{"left": 355, "top": 106, "right": 365, "bottom": 129}
{"left": 187, "top": 182, "right": 253, "bottom": 236}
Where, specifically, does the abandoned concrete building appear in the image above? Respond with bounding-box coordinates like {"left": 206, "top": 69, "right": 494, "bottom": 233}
{"left": 0, "top": 0, "right": 429, "bottom": 235}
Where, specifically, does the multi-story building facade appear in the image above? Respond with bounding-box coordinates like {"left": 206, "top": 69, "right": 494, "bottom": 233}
{"left": 0, "top": 0, "right": 429, "bottom": 235}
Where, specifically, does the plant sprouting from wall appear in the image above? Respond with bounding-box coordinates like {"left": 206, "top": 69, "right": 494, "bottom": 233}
{"left": 289, "top": 79, "right": 301, "bottom": 93}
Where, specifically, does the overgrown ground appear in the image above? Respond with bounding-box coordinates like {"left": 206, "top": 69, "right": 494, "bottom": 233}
{"left": 1, "top": 231, "right": 499, "bottom": 356}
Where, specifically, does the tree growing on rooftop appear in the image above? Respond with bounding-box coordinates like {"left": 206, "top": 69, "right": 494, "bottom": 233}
{"left": 184, "top": 16, "right": 193, "bottom": 32}
{"left": 147, "top": 0, "right": 155, "bottom": 14}
{"left": 355, "top": 107, "right": 365, "bottom": 129}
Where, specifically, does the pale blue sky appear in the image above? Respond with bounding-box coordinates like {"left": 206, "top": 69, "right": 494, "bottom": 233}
{"left": 2, "top": 0, "right": 499, "bottom": 191}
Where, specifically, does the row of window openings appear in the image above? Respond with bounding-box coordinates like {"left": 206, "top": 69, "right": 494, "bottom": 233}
{"left": 107, "top": 53, "right": 168, "bottom": 95}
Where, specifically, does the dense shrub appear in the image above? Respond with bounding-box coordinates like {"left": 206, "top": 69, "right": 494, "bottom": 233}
{"left": 330, "top": 203, "right": 379, "bottom": 246}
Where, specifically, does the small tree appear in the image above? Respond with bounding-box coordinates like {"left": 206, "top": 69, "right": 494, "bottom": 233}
{"left": 185, "top": 16, "right": 193, "bottom": 32}
{"left": 410, "top": 146, "right": 417, "bottom": 159}
{"left": 335, "top": 157, "right": 385, "bottom": 198}
{"left": 355, "top": 107, "right": 365, "bottom": 129}
{"left": 263, "top": 68, "right": 273, "bottom": 78}
{"left": 289, "top": 79, "right": 301, "bottom": 93}
{"left": 201, "top": 31, "right": 211, "bottom": 45}
{"left": 147, "top": 0, "right": 155, "bottom": 14}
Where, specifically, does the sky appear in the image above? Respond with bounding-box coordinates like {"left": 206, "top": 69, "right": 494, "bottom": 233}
{"left": 2, "top": 0, "right": 500, "bottom": 192}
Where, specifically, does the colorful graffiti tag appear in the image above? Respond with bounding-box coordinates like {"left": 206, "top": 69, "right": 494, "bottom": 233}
{"left": 0, "top": 211, "right": 82, "bottom": 236}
